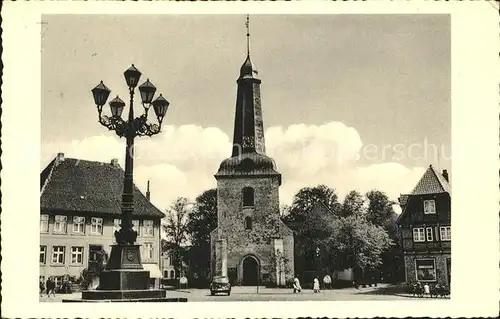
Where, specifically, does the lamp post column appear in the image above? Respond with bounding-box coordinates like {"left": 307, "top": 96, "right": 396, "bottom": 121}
{"left": 120, "top": 87, "right": 136, "bottom": 244}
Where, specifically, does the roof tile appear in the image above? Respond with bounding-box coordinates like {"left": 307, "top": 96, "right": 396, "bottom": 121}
{"left": 40, "top": 157, "right": 164, "bottom": 218}
{"left": 410, "top": 165, "right": 451, "bottom": 195}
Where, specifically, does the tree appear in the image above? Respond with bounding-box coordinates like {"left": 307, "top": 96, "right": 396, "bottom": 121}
{"left": 365, "top": 190, "right": 396, "bottom": 228}
{"left": 185, "top": 189, "right": 218, "bottom": 283}
{"left": 365, "top": 190, "right": 403, "bottom": 282}
{"left": 341, "top": 190, "right": 366, "bottom": 217}
{"left": 162, "top": 197, "right": 190, "bottom": 279}
{"left": 282, "top": 185, "right": 341, "bottom": 274}
{"left": 325, "top": 215, "right": 393, "bottom": 280}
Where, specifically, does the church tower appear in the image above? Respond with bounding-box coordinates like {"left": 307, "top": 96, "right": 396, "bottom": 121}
{"left": 210, "top": 16, "right": 294, "bottom": 286}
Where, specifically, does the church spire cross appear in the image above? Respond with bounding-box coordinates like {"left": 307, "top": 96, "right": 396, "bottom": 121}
{"left": 245, "top": 14, "right": 250, "bottom": 56}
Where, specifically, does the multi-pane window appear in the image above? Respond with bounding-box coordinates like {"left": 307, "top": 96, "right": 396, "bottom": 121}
{"left": 71, "top": 247, "right": 84, "bottom": 264}
{"left": 168, "top": 256, "right": 173, "bottom": 266}
{"left": 132, "top": 220, "right": 140, "bottom": 235}
{"left": 90, "top": 217, "right": 103, "bottom": 234}
{"left": 40, "top": 215, "right": 49, "bottom": 233}
{"left": 143, "top": 242, "right": 154, "bottom": 260}
{"left": 52, "top": 246, "right": 65, "bottom": 264}
{"left": 40, "top": 245, "right": 47, "bottom": 264}
{"left": 440, "top": 226, "right": 451, "bottom": 241}
{"left": 143, "top": 220, "right": 154, "bottom": 237}
{"left": 423, "top": 200, "right": 436, "bottom": 214}
{"left": 425, "top": 227, "right": 434, "bottom": 241}
{"left": 73, "top": 216, "right": 85, "bottom": 234}
{"left": 413, "top": 228, "right": 425, "bottom": 242}
{"left": 54, "top": 215, "right": 67, "bottom": 233}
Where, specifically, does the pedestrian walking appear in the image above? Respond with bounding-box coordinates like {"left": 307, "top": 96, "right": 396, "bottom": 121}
{"left": 423, "top": 283, "right": 430, "bottom": 297}
{"left": 292, "top": 276, "right": 302, "bottom": 293}
{"left": 323, "top": 274, "right": 332, "bottom": 290}
{"left": 46, "top": 277, "right": 56, "bottom": 297}
{"left": 39, "top": 278, "right": 45, "bottom": 296}
{"left": 313, "top": 278, "right": 320, "bottom": 293}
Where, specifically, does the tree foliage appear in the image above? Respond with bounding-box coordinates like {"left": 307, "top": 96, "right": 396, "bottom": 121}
{"left": 185, "top": 189, "right": 218, "bottom": 282}
{"left": 283, "top": 185, "right": 398, "bottom": 280}
{"left": 365, "top": 190, "right": 396, "bottom": 228}
{"left": 325, "top": 215, "right": 393, "bottom": 271}
{"left": 282, "top": 185, "right": 341, "bottom": 274}
{"left": 340, "top": 190, "right": 365, "bottom": 218}
{"left": 162, "top": 197, "right": 190, "bottom": 277}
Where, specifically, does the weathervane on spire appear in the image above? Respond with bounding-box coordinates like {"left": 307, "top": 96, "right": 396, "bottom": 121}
{"left": 245, "top": 14, "right": 250, "bottom": 55}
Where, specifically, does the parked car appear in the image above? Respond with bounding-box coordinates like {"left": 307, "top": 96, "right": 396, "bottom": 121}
{"left": 210, "top": 276, "right": 231, "bottom": 296}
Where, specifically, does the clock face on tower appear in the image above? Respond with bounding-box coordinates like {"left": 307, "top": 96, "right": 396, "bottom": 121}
{"left": 242, "top": 136, "right": 255, "bottom": 148}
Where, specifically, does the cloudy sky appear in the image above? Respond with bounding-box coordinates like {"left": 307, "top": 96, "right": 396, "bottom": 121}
{"left": 41, "top": 14, "right": 450, "bottom": 212}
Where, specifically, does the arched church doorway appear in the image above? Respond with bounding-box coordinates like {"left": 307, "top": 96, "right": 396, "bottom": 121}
{"left": 242, "top": 256, "right": 259, "bottom": 286}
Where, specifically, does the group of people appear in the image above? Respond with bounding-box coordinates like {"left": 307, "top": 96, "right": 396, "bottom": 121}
{"left": 40, "top": 277, "right": 56, "bottom": 297}
{"left": 292, "top": 274, "right": 332, "bottom": 294}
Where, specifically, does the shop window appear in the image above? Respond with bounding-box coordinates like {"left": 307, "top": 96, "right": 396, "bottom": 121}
{"left": 415, "top": 259, "right": 437, "bottom": 282}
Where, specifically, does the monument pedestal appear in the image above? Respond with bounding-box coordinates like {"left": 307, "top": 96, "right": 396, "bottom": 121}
{"left": 79, "top": 244, "right": 170, "bottom": 302}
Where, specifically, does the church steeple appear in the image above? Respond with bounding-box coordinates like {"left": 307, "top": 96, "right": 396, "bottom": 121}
{"left": 216, "top": 15, "right": 280, "bottom": 183}
{"left": 232, "top": 14, "right": 265, "bottom": 156}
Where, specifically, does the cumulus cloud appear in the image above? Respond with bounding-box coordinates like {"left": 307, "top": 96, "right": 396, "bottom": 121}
{"left": 42, "top": 121, "right": 425, "bottom": 213}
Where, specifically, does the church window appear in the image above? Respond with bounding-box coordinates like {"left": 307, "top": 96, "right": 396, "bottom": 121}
{"left": 244, "top": 216, "right": 252, "bottom": 230}
{"left": 242, "top": 187, "right": 254, "bottom": 207}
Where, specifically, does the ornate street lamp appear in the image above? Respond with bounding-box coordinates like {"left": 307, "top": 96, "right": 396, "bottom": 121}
{"left": 87, "top": 65, "right": 170, "bottom": 300}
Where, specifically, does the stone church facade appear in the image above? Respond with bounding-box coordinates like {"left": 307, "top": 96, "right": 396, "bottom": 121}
{"left": 210, "top": 46, "right": 294, "bottom": 287}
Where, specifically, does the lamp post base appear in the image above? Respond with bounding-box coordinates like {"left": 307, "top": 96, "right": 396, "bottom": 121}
{"left": 80, "top": 244, "right": 169, "bottom": 301}
{"left": 82, "top": 288, "right": 166, "bottom": 301}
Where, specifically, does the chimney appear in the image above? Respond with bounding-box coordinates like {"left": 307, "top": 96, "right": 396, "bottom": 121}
{"left": 55, "top": 152, "right": 65, "bottom": 164}
{"left": 442, "top": 169, "right": 449, "bottom": 182}
{"left": 110, "top": 158, "right": 119, "bottom": 167}
{"left": 146, "top": 180, "right": 151, "bottom": 201}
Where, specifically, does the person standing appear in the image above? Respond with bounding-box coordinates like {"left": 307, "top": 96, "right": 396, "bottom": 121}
{"left": 313, "top": 278, "right": 320, "bottom": 293}
{"left": 323, "top": 274, "right": 332, "bottom": 290}
{"left": 39, "top": 278, "right": 45, "bottom": 297}
{"left": 423, "top": 283, "right": 430, "bottom": 298}
{"left": 293, "top": 276, "right": 302, "bottom": 293}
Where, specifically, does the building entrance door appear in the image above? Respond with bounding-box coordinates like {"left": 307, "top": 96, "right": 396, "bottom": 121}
{"left": 242, "top": 256, "right": 259, "bottom": 286}
{"left": 88, "top": 245, "right": 103, "bottom": 271}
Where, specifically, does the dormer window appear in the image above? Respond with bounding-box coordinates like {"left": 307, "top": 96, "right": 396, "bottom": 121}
{"left": 423, "top": 200, "right": 436, "bottom": 214}
{"left": 242, "top": 187, "right": 254, "bottom": 207}
{"left": 244, "top": 216, "right": 252, "bottom": 230}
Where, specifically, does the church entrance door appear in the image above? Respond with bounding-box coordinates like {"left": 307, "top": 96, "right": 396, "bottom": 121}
{"left": 242, "top": 256, "right": 259, "bottom": 286}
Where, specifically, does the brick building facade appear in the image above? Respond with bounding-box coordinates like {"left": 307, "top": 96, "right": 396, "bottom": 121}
{"left": 397, "top": 165, "right": 451, "bottom": 286}
{"left": 210, "top": 47, "right": 294, "bottom": 287}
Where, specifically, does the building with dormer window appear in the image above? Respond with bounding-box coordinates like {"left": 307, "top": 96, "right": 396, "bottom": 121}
{"left": 40, "top": 153, "right": 164, "bottom": 288}
{"left": 397, "top": 165, "right": 451, "bottom": 286}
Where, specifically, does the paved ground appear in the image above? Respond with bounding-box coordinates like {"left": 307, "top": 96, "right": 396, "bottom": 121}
{"left": 40, "top": 284, "right": 448, "bottom": 302}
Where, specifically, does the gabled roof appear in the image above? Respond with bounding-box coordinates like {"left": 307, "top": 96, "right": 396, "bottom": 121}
{"left": 396, "top": 165, "right": 451, "bottom": 225}
{"left": 40, "top": 155, "right": 164, "bottom": 218}
{"left": 409, "top": 165, "right": 451, "bottom": 195}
